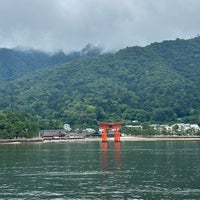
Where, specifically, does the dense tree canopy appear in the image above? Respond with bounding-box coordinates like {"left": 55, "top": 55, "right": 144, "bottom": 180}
{"left": 1, "top": 37, "right": 200, "bottom": 138}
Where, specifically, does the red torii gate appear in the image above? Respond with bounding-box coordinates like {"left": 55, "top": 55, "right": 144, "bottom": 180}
{"left": 98, "top": 122, "right": 123, "bottom": 142}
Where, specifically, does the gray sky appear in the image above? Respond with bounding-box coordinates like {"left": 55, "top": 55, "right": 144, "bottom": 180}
{"left": 0, "top": 0, "right": 200, "bottom": 53}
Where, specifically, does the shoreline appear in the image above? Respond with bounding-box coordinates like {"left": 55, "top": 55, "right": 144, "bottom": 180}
{"left": 120, "top": 136, "right": 200, "bottom": 141}
{"left": 1, "top": 136, "right": 200, "bottom": 144}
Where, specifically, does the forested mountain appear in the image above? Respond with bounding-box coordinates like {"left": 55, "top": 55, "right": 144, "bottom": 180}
{"left": 0, "top": 44, "right": 102, "bottom": 82}
{"left": 1, "top": 37, "right": 200, "bottom": 134}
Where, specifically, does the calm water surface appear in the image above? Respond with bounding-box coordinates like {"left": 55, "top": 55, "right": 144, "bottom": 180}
{"left": 0, "top": 140, "right": 200, "bottom": 199}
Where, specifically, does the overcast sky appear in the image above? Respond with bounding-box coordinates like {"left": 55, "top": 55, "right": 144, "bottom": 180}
{"left": 0, "top": 0, "right": 200, "bottom": 53}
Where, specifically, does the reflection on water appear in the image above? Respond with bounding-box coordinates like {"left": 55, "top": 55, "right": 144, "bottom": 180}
{"left": 102, "top": 142, "right": 108, "bottom": 171}
{"left": 114, "top": 142, "right": 121, "bottom": 170}
{"left": 101, "top": 142, "right": 121, "bottom": 171}
{"left": 0, "top": 141, "right": 200, "bottom": 199}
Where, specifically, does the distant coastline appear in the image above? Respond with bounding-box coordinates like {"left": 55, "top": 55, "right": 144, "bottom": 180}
{"left": 0, "top": 138, "right": 43, "bottom": 144}
{"left": 1, "top": 136, "right": 200, "bottom": 144}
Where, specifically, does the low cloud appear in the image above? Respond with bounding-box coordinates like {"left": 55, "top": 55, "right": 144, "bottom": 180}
{"left": 0, "top": 0, "right": 200, "bottom": 52}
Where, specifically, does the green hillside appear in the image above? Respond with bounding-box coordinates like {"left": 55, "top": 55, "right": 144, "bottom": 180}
{"left": 1, "top": 37, "right": 200, "bottom": 136}
{"left": 0, "top": 44, "right": 101, "bottom": 82}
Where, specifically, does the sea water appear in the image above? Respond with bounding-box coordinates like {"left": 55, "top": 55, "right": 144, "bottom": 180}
{"left": 0, "top": 140, "right": 200, "bottom": 199}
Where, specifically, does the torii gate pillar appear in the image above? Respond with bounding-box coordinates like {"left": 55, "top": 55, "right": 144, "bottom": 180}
{"left": 98, "top": 122, "right": 123, "bottom": 142}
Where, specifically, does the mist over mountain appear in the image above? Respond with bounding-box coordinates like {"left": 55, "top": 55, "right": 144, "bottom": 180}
{"left": 0, "top": 37, "right": 200, "bottom": 129}
{"left": 0, "top": 44, "right": 102, "bottom": 82}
